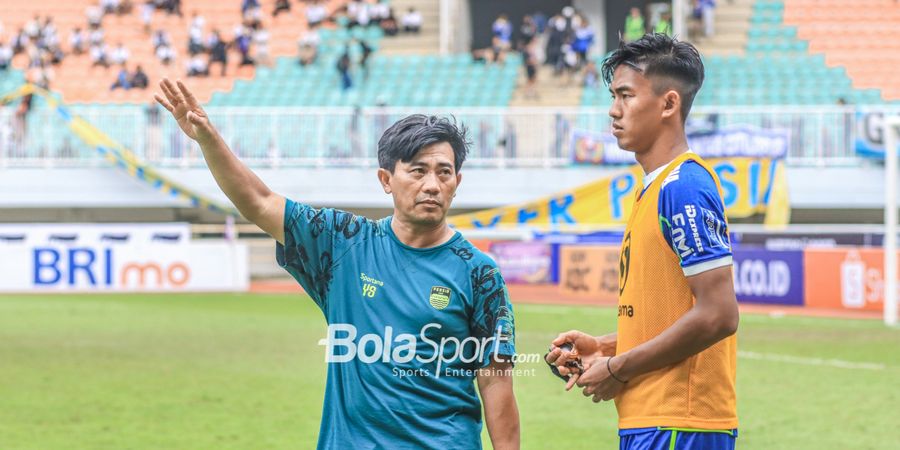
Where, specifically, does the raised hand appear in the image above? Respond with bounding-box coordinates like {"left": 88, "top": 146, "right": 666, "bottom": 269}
{"left": 154, "top": 78, "right": 215, "bottom": 143}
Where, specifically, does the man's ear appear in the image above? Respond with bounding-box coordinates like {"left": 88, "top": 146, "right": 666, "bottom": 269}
{"left": 377, "top": 168, "right": 392, "bottom": 194}
{"left": 661, "top": 89, "right": 682, "bottom": 120}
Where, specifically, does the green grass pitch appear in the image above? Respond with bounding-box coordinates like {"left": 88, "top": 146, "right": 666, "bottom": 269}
{"left": 1, "top": 293, "right": 898, "bottom": 449}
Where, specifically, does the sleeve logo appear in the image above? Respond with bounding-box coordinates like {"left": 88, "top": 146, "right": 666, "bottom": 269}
{"left": 700, "top": 207, "right": 730, "bottom": 250}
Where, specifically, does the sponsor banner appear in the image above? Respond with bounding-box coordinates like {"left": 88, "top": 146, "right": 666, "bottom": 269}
{"left": 558, "top": 245, "right": 619, "bottom": 302}
{"left": 488, "top": 241, "right": 551, "bottom": 284}
{"left": 0, "top": 242, "right": 248, "bottom": 292}
{"left": 449, "top": 157, "right": 789, "bottom": 228}
{"left": 854, "top": 111, "right": 900, "bottom": 159}
{"left": 733, "top": 249, "right": 804, "bottom": 306}
{"left": 571, "top": 125, "right": 789, "bottom": 165}
{"left": 0, "top": 223, "right": 191, "bottom": 246}
{"left": 804, "top": 247, "right": 896, "bottom": 311}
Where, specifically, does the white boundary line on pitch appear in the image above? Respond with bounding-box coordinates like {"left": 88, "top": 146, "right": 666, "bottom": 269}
{"left": 738, "top": 351, "right": 887, "bottom": 371}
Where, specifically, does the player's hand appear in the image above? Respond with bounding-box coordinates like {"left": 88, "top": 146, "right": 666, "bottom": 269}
{"left": 576, "top": 356, "right": 627, "bottom": 403}
{"left": 545, "top": 330, "right": 601, "bottom": 382}
{"left": 154, "top": 78, "right": 215, "bottom": 143}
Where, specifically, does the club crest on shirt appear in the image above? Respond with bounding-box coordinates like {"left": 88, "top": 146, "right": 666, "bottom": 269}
{"left": 429, "top": 286, "right": 452, "bottom": 310}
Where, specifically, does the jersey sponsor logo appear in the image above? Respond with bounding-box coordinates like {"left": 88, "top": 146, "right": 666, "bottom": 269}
{"left": 318, "top": 323, "right": 508, "bottom": 376}
{"left": 619, "top": 232, "right": 631, "bottom": 295}
{"left": 360, "top": 272, "right": 384, "bottom": 298}
{"left": 700, "top": 207, "right": 730, "bottom": 250}
{"left": 672, "top": 204, "right": 704, "bottom": 259}
{"left": 429, "top": 286, "right": 452, "bottom": 310}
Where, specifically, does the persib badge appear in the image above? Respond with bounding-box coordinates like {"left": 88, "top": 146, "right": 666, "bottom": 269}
{"left": 429, "top": 286, "right": 452, "bottom": 310}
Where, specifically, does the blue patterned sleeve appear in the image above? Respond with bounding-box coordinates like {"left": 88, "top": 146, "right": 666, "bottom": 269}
{"left": 469, "top": 260, "right": 516, "bottom": 367}
{"left": 658, "top": 161, "right": 733, "bottom": 277}
{"left": 275, "top": 198, "right": 369, "bottom": 309}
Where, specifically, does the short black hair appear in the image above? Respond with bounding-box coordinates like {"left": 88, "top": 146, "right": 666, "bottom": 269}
{"left": 601, "top": 33, "right": 705, "bottom": 121}
{"left": 377, "top": 114, "right": 470, "bottom": 173}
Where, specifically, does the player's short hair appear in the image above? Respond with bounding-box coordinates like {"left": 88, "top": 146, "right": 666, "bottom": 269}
{"left": 378, "top": 114, "right": 470, "bottom": 173}
{"left": 602, "top": 33, "right": 705, "bottom": 121}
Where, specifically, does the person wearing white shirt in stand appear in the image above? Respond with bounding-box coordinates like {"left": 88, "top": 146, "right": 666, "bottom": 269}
{"left": 253, "top": 27, "right": 271, "bottom": 67}
{"left": 306, "top": 1, "right": 327, "bottom": 28}
{"left": 110, "top": 42, "right": 129, "bottom": 65}
{"left": 156, "top": 42, "right": 175, "bottom": 65}
{"left": 141, "top": 1, "right": 154, "bottom": 34}
{"left": 86, "top": 4, "right": 103, "bottom": 28}
{"left": 90, "top": 43, "right": 109, "bottom": 67}
{"left": 187, "top": 54, "right": 208, "bottom": 77}
{"left": 402, "top": 7, "right": 422, "bottom": 33}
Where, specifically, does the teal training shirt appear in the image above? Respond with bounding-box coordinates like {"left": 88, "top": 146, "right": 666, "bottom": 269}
{"left": 276, "top": 198, "right": 516, "bottom": 450}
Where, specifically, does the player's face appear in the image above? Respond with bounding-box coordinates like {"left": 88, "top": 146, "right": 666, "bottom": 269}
{"left": 382, "top": 142, "right": 461, "bottom": 227}
{"left": 608, "top": 65, "right": 664, "bottom": 153}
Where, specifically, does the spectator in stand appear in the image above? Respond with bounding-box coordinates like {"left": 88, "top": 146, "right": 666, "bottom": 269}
{"left": 297, "top": 28, "right": 320, "bottom": 66}
{"left": 12, "top": 28, "right": 29, "bottom": 55}
{"left": 24, "top": 15, "right": 41, "bottom": 41}
{"left": 545, "top": 15, "right": 566, "bottom": 71}
{"left": 235, "top": 29, "right": 254, "bottom": 66}
{"left": 348, "top": 0, "right": 372, "bottom": 28}
{"left": 166, "top": 0, "right": 183, "bottom": 17}
{"left": 190, "top": 11, "right": 205, "bottom": 31}
{"left": 40, "top": 17, "right": 58, "bottom": 49}
{"left": 358, "top": 39, "right": 373, "bottom": 78}
{"left": 110, "top": 41, "right": 129, "bottom": 65}
{"left": 571, "top": 16, "right": 594, "bottom": 68}
{"left": 152, "top": 29, "right": 170, "bottom": 50}
{"left": 0, "top": 41, "right": 12, "bottom": 71}
{"left": 141, "top": 1, "right": 154, "bottom": 33}
{"left": 188, "top": 20, "right": 204, "bottom": 55}
{"left": 254, "top": 26, "right": 271, "bottom": 66}
{"left": 242, "top": 0, "right": 260, "bottom": 15}
{"left": 655, "top": 11, "right": 673, "bottom": 35}
{"left": 110, "top": 65, "right": 131, "bottom": 90}
{"left": 273, "top": 0, "right": 291, "bottom": 17}
{"left": 381, "top": 9, "right": 399, "bottom": 36}
{"left": 69, "top": 27, "right": 86, "bottom": 55}
{"left": 401, "top": 7, "right": 422, "bottom": 33}
{"left": 90, "top": 43, "right": 110, "bottom": 68}
{"left": 101, "top": 0, "right": 119, "bottom": 15}
{"left": 156, "top": 41, "right": 175, "bottom": 65}
{"left": 492, "top": 14, "right": 513, "bottom": 53}
{"left": 187, "top": 53, "right": 208, "bottom": 76}
{"left": 519, "top": 15, "right": 537, "bottom": 49}
{"left": 89, "top": 28, "right": 104, "bottom": 47}
{"left": 698, "top": 0, "right": 716, "bottom": 37}
{"left": 131, "top": 64, "right": 149, "bottom": 88}
{"left": 522, "top": 41, "right": 538, "bottom": 99}
{"left": 86, "top": 3, "right": 103, "bottom": 29}
{"left": 306, "top": 0, "right": 328, "bottom": 28}
{"left": 209, "top": 30, "right": 228, "bottom": 75}
{"left": 624, "top": 7, "right": 645, "bottom": 43}
{"left": 371, "top": 1, "right": 390, "bottom": 25}
{"left": 337, "top": 44, "right": 352, "bottom": 90}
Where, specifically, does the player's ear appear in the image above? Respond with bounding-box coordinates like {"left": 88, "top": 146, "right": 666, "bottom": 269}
{"left": 377, "top": 168, "right": 392, "bottom": 194}
{"left": 661, "top": 89, "right": 681, "bottom": 120}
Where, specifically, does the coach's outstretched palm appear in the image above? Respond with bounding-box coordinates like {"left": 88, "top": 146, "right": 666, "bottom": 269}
{"left": 154, "top": 78, "right": 215, "bottom": 143}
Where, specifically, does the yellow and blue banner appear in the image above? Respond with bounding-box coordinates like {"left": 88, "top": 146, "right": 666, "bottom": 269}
{"left": 0, "top": 84, "right": 238, "bottom": 216}
{"left": 448, "top": 157, "right": 791, "bottom": 229}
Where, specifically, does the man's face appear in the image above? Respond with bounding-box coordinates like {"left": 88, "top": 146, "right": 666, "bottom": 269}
{"left": 608, "top": 64, "right": 667, "bottom": 154}
{"left": 380, "top": 142, "right": 461, "bottom": 227}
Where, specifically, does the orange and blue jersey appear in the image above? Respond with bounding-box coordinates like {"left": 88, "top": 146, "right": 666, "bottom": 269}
{"left": 616, "top": 152, "right": 738, "bottom": 437}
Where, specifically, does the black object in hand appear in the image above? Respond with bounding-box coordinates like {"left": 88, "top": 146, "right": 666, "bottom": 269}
{"left": 545, "top": 342, "right": 584, "bottom": 382}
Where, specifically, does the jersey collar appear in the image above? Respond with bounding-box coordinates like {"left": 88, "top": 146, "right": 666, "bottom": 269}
{"left": 641, "top": 149, "right": 694, "bottom": 187}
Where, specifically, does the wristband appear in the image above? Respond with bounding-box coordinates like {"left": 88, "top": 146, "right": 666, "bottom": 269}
{"left": 607, "top": 356, "right": 627, "bottom": 384}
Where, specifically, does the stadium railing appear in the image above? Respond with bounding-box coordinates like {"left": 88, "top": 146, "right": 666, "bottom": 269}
{"left": 2, "top": 105, "right": 896, "bottom": 168}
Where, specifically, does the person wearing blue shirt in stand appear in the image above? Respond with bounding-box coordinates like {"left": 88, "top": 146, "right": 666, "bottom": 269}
{"left": 154, "top": 78, "right": 520, "bottom": 450}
